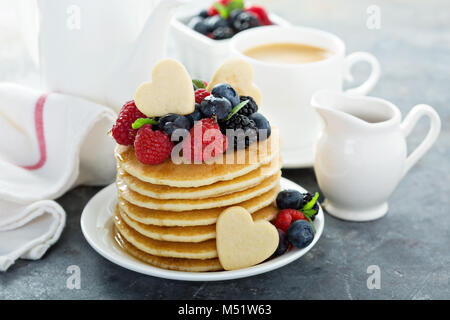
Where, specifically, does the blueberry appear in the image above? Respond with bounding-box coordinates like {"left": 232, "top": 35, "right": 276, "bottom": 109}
{"left": 198, "top": 9, "right": 209, "bottom": 19}
{"left": 276, "top": 189, "right": 302, "bottom": 210}
{"left": 273, "top": 228, "right": 289, "bottom": 257}
{"left": 188, "top": 16, "right": 209, "bottom": 35}
{"left": 248, "top": 112, "right": 271, "bottom": 140}
{"left": 205, "top": 15, "right": 229, "bottom": 32}
{"left": 200, "top": 95, "right": 232, "bottom": 121}
{"left": 159, "top": 114, "right": 191, "bottom": 142}
{"left": 211, "top": 83, "right": 240, "bottom": 107}
{"left": 186, "top": 103, "right": 203, "bottom": 126}
{"left": 232, "top": 12, "right": 261, "bottom": 32}
{"left": 228, "top": 9, "right": 243, "bottom": 22}
{"left": 287, "top": 220, "right": 315, "bottom": 249}
{"left": 193, "top": 83, "right": 197, "bottom": 91}
{"left": 158, "top": 114, "right": 178, "bottom": 131}
{"left": 212, "top": 26, "right": 235, "bottom": 40}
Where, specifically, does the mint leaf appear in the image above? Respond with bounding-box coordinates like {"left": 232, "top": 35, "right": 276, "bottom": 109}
{"left": 226, "top": 0, "right": 244, "bottom": 13}
{"left": 303, "top": 209, "right": 317, "bottom": 218}
{"left": 213, "top": 3, "right": 228, "bottom": 19}
{"left": 132, "top": 118, "right": 158, "bottom": 130}
{"left": 304, "top": 215, "right": 316, "bottom": 234}
{"left": 303, "top": 192, "right": 319, "bottom": 211}
{"left": 224, "top": 100, "right": 249, "bottom": 121}
{"left": 192, "top": 79, "right": 206, "bottom": 89}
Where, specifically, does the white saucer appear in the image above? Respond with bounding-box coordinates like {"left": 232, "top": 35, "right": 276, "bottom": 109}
{"left": 80, "top": 177, "right": 324, "bottom": 281}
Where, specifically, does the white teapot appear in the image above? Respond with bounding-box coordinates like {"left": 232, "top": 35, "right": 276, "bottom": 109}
{"left": 36, "top": 0, "right": 190, "bottom": 111}
{"left": 311, "top": 90, "right": 441, "bottom": 221}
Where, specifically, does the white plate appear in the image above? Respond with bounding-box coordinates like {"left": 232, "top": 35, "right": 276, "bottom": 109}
{"left": 80, "top": 177, "right": 324, "bottom": 281}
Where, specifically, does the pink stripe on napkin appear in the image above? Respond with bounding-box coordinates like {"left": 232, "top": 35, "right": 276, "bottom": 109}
{"left": 22, "top": 93, "right": 48, "bottom": 170}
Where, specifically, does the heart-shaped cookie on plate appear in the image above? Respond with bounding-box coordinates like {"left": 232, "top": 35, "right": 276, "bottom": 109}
{"left": 134, "top": 59, "right": 195, "bottom": 117}
{"left": 216, "top": 206, "right": 279, "bottom": 271}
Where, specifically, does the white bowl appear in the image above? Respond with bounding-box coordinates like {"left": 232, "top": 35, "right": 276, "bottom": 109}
{"left": 170, "top": 7, "right": 290, "bottom": 81}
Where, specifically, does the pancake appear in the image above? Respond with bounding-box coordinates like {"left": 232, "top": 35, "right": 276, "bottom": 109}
{"left": 117, "top": 184, "right": 279, "bottom": 226}
{"left": 118, "top": 155, "right": 282, "bottom": 199}
{"left": 114, "top": 208, "right": 218, "bottom": 259}
{"left": 117, "top": 171, "right": 281, "bottom": 211}
{"left": 116, "top": 128, "right": 280, "bottom": 188}
{"left": 118, "top": 203, "right": 278, "bottom": 243}
{"left": 114, "top": 229, "right": 223, "bottom": 272}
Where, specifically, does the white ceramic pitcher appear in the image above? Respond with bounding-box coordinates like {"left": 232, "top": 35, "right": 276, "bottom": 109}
{"left": 311, "top": 91, "right": 441, "bottom": 221}
{"left": 36, "top": 0, "right": 190, "bottom": 111}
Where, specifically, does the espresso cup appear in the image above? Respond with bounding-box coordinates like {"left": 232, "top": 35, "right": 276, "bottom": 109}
{"left": 230, "top": 26, "right": 381, "bottom": 168}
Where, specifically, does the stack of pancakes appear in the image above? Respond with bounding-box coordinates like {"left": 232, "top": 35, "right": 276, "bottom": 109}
{"left": 113, "top": 131, "right": 281, "bottom": 272}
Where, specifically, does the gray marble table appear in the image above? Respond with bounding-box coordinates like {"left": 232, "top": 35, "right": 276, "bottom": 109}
{"left": 1, "top": 0, "right": 449, "bottom": 299}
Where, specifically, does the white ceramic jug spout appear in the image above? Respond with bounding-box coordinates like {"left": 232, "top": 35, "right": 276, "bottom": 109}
{"left": 311, "top": 90, "right": 364, "bottom": 134}
{"left": 107, "top": 0, "right": 191, "bottom": 111}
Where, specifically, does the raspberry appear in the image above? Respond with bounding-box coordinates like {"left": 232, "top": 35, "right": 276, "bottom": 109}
{"left": 134, "top": 125, "right": 174, "bottom": 165}
{"left": 208, "top": 0, "right": 231, "bottom": 16}
{"left": 274, "top": 211, "right": 292, "bottom": 233}
{"left": 207, "top": 6, "right": 218, "bottom": 16}
{"left": 195, "top": 89, "right": 211, "bottom": 104}
{"left": 245, "top": 6, "right": 271, "bottom": 25}
{"left": 282, "top": 209, "right": 309, "bottom": 223}
{"left": 111, "top": 101, "right": 146, "bottom": 145}
{"left": 182, "top": 118, "right": 228, "bottom": 163}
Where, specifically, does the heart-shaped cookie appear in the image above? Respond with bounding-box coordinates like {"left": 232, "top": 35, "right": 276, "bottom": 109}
{"left": 216, "top": 206, "right": 279, "bottom": 271}
{"left": 134, "top": 59, "right": 195, "bottom": 117}
{"left": 207, "top": 58, "right": 262, "bottom": 106}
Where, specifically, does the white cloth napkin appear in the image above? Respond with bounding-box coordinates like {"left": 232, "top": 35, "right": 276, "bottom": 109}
{"left": 0, "top": 83, "right": 117, "bottom": 271}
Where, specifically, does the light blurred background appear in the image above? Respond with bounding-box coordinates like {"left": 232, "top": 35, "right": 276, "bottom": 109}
{"left": 1, "top": 0, "right": 449, "bottom": 103}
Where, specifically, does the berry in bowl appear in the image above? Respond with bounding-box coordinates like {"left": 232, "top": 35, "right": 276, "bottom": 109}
{"left": 188, "top": 0, "right": 273, "bottom": 41}
{"left": 170, "top": 0, "right": 290, "bottom": 81}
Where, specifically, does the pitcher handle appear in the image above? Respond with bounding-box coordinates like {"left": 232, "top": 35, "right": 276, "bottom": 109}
{"left": 400, "top": 104, "right": 441, "bottom": 177}
{"left": 344, "top": 52, "right": 381, "bottom": 96}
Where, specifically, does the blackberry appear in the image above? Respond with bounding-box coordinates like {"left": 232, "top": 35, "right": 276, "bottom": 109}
{"left": 212, "top": 26, "right": 235, "bottom": 40}
{"left": 310, "top": 203, "right": 319, "bottom": 221}
{"left": 300, "top": 192, "right": 314, "bottom": 208}
{"left": 222, "top": 114, "right": 258, "bottom": 150}
{"left": 237, "top": 96, "right": 258, "bottom": 116}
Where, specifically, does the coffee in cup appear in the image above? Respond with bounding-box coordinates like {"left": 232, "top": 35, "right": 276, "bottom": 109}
{"left": 230, "top": 26, "right": 381, "bottom": 168}
{"left": 243, "top": 42, "right": 333, "bottom": 64}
